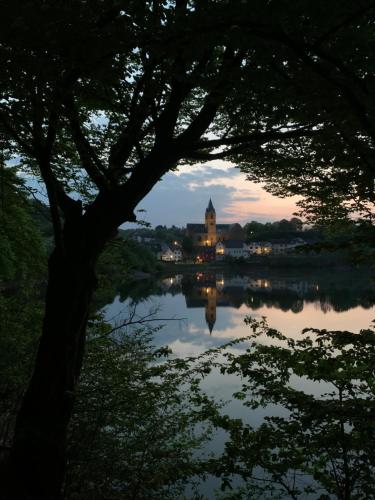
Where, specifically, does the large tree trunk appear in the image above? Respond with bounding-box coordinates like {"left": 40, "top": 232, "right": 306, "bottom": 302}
{"left": 1, "top": 211, "right": 112, "bottom": 499}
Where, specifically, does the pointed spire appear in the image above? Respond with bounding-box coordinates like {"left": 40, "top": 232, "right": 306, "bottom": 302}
{"left": 206, "top": 198, "right": 215, "bottom": 213}
{"left": 206, "top": 319, "right": 215, "bottom": 334}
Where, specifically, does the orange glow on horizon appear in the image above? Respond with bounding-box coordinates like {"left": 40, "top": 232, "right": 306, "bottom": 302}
{"left": 178, "top": 162, "right": 300, "bottom": 223}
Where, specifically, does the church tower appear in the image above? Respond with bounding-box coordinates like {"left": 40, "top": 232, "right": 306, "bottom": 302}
{"left": 205, "top": 286, "right": 217, "bottom": 334}
{"left": 205, "top": 198, "right": 216, "bottom": 246}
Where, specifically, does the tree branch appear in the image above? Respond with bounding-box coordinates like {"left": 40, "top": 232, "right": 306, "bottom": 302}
{"left": 0, "top": 110, "right": 34, "bottom": 156}
{"left": 185, "top": 144, "right": 260, "bottom": 161}
{"left": 190, "top": 126, "right": 317, "bottom": 151}
{"left": 108, "top": 59, "right": 158, "bottom": 175}
{"left": 176, "top": 47, "right": 243, "bottom": 146}
{"left": 260, "top": 28, "right": 375, "bottom": 143}
{"left": 64, "top": 94, "right": 111, "bottom": 191}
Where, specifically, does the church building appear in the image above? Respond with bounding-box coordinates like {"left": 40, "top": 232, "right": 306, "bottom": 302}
{"left": 186, "top": 199, "right": 244, "bottom": 248}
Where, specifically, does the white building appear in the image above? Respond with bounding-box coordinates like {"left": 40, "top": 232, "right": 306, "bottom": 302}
{"left": 160, "top": 244, "right": 175, "bottom": 261}
{"left": 247, "top": 238, "right": 305, "bottom": 255}
{"left": 271, "top": 238, "right": 306, "bottom": 254}
{"left": 216, "top": 240, "right": 249, "bottom": 260}
{"left": 173, "top": 248, "right": 183, "bottom": 261}
{"left": 247, "top": 241, "right": 272, "bottom": 255}
{"left": 159, "top": 243, "right": 183, "bottom": 262}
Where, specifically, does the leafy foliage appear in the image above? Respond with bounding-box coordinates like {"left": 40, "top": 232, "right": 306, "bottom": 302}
{"left": 214, "top": 317, "right": 375, "bottom": 499}
{"left": 120, "top": 226, "right": 186, "bottom": 246}
{"left": 244, "top": 218, "right": 318, "bottom": 243}
{"left": 0, "top": 169, "right": 46, "bottom": 449}
{"left": 0, "top": 168, "right": 46, "bottom": 282}
{"left": 65, "top": 323, "right": 220, "bottom": 500}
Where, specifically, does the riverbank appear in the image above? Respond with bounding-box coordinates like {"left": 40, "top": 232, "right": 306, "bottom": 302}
{"left": 160, "top": 252, "right": 361, "bottom": 274}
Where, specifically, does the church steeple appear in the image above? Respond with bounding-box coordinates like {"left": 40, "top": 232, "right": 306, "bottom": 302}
{"left": 205, "top": 198, "right": 216, "bottom": 246}
{"left": 205, "top": 286, "right": 217, "bottom": 334}
{"left": 206, "top": 198, "right": 215, "bottom": 214}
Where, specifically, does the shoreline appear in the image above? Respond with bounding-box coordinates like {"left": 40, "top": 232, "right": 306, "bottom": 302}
{"left": 159, "top": 259, "right": 361, "bottom": 275}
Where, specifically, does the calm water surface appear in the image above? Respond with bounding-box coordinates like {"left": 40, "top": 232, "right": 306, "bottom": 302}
{"left": 103, "top": 269, "right": 375, "bottom": 498}
{"left": 104, "top": 269, "right": 375, "bottom": 356}
{"left": 104, "top": 268, "right": 375, "bottom": 418}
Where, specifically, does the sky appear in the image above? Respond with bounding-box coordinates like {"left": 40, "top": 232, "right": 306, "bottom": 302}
{"left": 129, "top": 160, "right": 300, "bottom": 228}
{"left": 22, "top": 159, "right": 300, "bottom": 229}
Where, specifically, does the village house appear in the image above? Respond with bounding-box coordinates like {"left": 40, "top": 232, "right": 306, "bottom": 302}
{"left": 271, "top": 238, "right": 306, "bottom": 254}
{"left": 216, "top": 240, "right": 249, "bottom": 260}
{"left": 247, "top": 238, "right": 305, "bottom": 255}
{"left": 159, "top": 243, "right": 183, "bottom": 262}
{"left": 247, "top": 241, "right": 272, "bottom": 255}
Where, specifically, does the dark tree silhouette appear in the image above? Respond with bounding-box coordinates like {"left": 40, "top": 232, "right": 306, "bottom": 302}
{"left": 0, "top": 1, "right": 374, "bottom": 498}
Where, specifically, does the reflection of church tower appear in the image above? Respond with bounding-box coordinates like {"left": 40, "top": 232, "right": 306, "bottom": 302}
{"left": 205, "top": 198, "right": 216, "bottom": 246}
{"left": 205, "top": 286, "right": 217, "bottom": 333}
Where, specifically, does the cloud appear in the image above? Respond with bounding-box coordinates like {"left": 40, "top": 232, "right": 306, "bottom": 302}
{"left": 230, "top": 196, "right": 260, "bottom": 202}
{"left": 126, "top": 162, "right": 299, "bottom": 228}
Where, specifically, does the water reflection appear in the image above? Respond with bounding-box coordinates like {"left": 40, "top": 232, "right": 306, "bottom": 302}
{"left": 158, "top": 272, "right": 375, "bottom": 333}
{"left": 104, "top": 270, "right": 375, "bottom": 354}
{"left": 101, "top": 271, "right": 375, "bottom": 497}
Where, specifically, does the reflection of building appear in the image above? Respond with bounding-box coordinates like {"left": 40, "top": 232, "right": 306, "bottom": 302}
{"left": 184, "top": 273, "right": 242, "bottom": 333}
{"left": 205, "top": 287, "right": 217, "bottom": 333}
{"left": 171, "top": 272, "right": 374, "bottom": 325}
{"left": 183, "top": 273, "right": 317, "bottom": 331}
{"left": 161, "top": 275, "right": 183, "bottom": 289}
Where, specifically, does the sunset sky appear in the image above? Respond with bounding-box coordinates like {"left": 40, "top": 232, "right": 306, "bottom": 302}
{"left": 130, "top": 160, "right": 300, "bottom": 228}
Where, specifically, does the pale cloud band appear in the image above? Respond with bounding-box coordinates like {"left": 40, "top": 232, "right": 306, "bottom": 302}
{"left": 133, "top": 161, "right": 300, "bottom": 227}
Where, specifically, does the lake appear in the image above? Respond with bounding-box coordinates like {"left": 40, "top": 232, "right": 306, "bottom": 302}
{"left": 103, "top": 268, "right": 375, "bottom": 498}
{"left": 104, "top": 268, "right": 375, "bottom": 355}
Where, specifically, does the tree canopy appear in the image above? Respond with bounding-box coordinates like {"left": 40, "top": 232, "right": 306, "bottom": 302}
{"left": 1, "top": 0, "right": 374, "bottom": 240}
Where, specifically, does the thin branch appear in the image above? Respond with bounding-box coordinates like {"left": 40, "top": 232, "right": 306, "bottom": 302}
{"left": 176, "top": 47, "right": 242, "bottom": 146}
{"left": 185, "top": 143, "right": 258, "bottom": 161}
{"left": 191, "top": 126, "right": 317, "bottom": 151}
{"left": 37, "top": 156, "right": 64, "bottom": 253}
{"left": 108, "top": 59, "right": 159, "bottom": 174}
{"left": 64, "top": 94, "right": 111, "bottom": 191}
{"left": 0, "top": 110, "right": 34, "bottom": 156}
{"left": 90, "top": 316, "right": 186, "bottom": 341}
{"left": 271, "top": 30, "right": 375, "bottom": 143}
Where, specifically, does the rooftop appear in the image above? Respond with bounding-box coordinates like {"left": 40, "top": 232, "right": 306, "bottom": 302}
{"left": 218, "top": 239, "right": 245, "bottom": 249}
